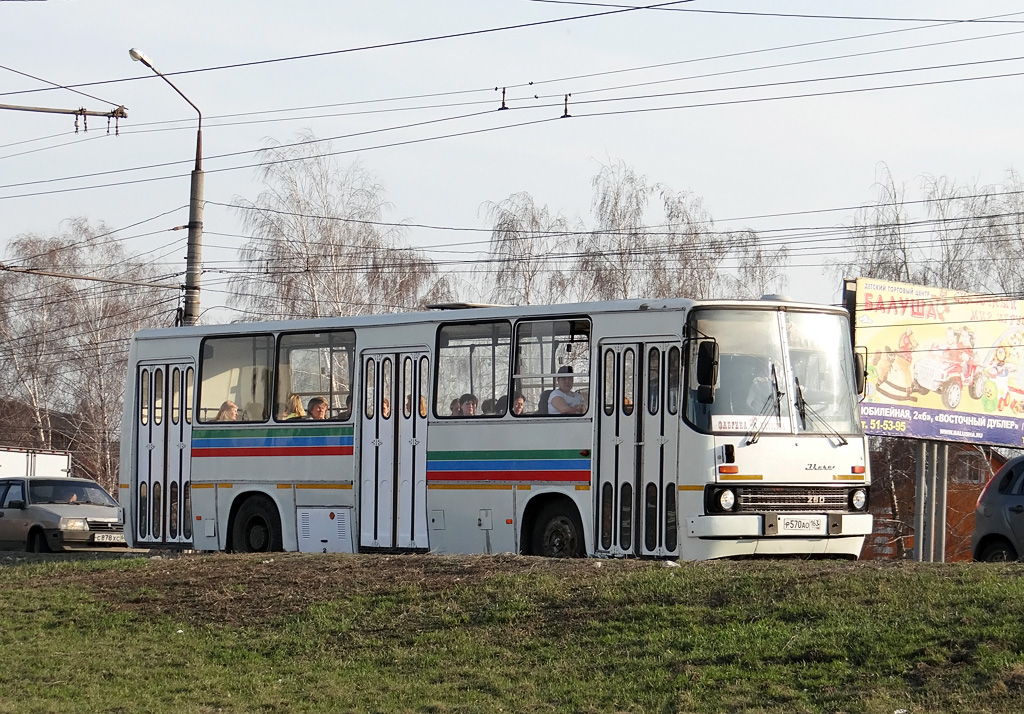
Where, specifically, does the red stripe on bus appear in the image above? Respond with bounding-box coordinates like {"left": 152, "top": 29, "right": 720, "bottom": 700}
{"left": 193, "top": 446, "right": 354, "bottom": 458}
{"left": 427, "top": 470, "right": 590, "bottom": 482}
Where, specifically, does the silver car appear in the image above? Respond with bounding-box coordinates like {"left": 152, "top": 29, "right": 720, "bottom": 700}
{"left": 0, "top": 476, "right": 125, "bottom": 552}
{"left": 972, "top": 455, "right": 1024, "bottom": 562}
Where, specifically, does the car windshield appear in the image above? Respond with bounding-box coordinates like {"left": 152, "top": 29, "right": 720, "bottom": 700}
{"left": 28, "top": 480, "right": 118, "bottom": 506}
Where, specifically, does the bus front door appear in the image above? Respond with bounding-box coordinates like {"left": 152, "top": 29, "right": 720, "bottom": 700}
{"left": 359, "top": 351, "right": 430, "bottom": 550}
{"left": 134, "top": 362, "right": 195, "bottom": 548}
{"left": 597, "top": 341, "right": 681, "bottom": 558}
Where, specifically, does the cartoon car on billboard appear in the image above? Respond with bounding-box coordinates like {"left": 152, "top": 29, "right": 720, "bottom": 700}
{"left": 910, "top": 326, "right": 984, "bottom": 410}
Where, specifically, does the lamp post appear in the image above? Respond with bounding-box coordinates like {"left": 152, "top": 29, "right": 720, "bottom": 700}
{"left": 130, "top": 48, "right": 203, "bottom": 326}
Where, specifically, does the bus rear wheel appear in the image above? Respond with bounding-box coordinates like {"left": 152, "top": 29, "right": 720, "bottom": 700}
{"left": 531, "top": 503, "right": 584, "bottom": 558}
{"left": 230, "top": 495, "right": 283, "bottom": 553}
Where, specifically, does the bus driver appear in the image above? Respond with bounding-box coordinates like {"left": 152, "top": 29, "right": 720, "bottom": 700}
{"left": 548, "top": 366, "right": 586, "bottom": 415}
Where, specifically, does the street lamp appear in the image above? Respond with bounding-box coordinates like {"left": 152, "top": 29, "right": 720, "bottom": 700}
{"left": 130, "top": 48, "right": 203, "bottom": 326}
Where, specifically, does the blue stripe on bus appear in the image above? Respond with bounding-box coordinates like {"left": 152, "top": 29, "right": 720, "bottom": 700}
{"left": 193, "top": 436, "right": 354, "bottom": 449}
{"left": 426, "top": 459, "right": 590, "bottom": 472}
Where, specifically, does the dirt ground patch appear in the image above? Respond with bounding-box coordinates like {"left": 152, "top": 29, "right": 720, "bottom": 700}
{"left": 19, "top": 551, "right": 659, "bottom": 628}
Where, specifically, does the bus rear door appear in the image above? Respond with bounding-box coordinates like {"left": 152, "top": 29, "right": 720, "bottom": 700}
{"left": 133, "top": 361, "right": 194, "bottom": 548}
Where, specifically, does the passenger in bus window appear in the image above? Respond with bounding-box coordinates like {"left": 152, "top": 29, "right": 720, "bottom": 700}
{"left": 307, "top": 396, "right": 329, "bottom": 420}
{"left": 548, "top": 366, "right": 586, "bottom": 415}
{"left": 511, "top": 393, "right": 526, "bottom": 416}
{"left": 215, "top": 401, "right": 238, "bottom": 421}
{"left": 342, "top": 394, "right": 353, "bottom": 419}
{"left": 459, "top": 393, "right": 478, "bottom": 416}
{"left": 495, "top": 395, "right": 508, "bottom": 414}
{"left": 481, "top": 398, "right": 496, "bottom": 415}
{"left": 405, "top": 395, "right": 428, "bottom": 417}
{"left": 382, "top": 399, "right": 391, "bottom": 419}
{"left": 284, "top": 393, "right": 306, "bottom": 420}
{"left": 449, "top": 398, "right": 461, "bottom": 415}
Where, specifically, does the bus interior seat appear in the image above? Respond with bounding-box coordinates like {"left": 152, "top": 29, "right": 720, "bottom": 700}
{"left": 536, "top": 389, "right": 553, "bottom": 414}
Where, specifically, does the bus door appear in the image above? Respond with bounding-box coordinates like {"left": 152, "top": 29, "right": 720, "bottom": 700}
{"left": 597, "top": 341, "right": 681, "bottom": 557}
{"left": 135, "top": 362, "right": 195, "bottom": 547}
{"left": 359, "top": 351, "right": 430, "bottom": 550}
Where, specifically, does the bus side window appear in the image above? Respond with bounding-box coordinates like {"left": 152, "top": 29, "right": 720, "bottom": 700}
{"left": 435, "top": 321, "right": 511, "bottom": 418}
{"left": 198, "top": 335, "right": 274, "bottom": 423}
{"left": 275, "top": 330, "right": 355, "bottom": 422}
{"left": 513, "top": 318, "right": 591, "bottom": 417}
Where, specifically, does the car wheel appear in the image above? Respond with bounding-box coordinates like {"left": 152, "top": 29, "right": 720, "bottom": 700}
{"left": 530, "top": 502, "right": 584, "bottom": 558}
{"left": 26, "top": 530, "right": 50, "bottom": 553}
{"left": 942, "top": 380, "right": 963, "bottom": 409}
{"left": 979, "top": 540, "right": 1018, "bottom": 562}
{"left": 229, "top": 495, "right": 283, "bottom": 553}
{"left": 969, "top": 372, "right": 986, "bottom": 400}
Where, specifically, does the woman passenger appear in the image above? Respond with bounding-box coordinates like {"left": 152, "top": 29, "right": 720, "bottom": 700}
{"left": 215, "top": 401, "right": 238, "bottom": 421}
{"left": 283, "top": 393, "right": 306, "bottom": 420}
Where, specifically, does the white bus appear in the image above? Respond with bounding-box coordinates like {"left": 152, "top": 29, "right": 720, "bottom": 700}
{"left": 118, "top": 296, "right": 872, "bottom": 560}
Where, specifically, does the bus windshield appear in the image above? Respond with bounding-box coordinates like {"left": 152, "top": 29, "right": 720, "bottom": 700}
{"left": 687, "top": 308, "right": 860, "bottom": 436}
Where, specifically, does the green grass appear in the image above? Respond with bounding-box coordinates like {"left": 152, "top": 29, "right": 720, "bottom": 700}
{"left": 1, "top": 555, "right": 1023, "bottom": 713}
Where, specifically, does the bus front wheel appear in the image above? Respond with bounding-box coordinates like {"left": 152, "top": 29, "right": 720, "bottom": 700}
{"left": 531, "top": 503, "right": 584, "bottom": 558}
{"left": 230, "top": 495, "right": 283, "bottom": 553}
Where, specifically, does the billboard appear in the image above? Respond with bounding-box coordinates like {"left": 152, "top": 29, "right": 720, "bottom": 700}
{"left": 852, "top": 277, "right": 1024, "bottom": 448}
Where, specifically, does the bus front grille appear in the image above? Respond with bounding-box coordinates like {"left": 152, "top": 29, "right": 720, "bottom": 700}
{"left": 737, "top": 487, "right": 850, "bottom": 513}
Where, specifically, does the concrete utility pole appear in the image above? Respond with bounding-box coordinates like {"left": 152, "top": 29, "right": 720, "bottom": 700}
{"left": 129, "top": 48, "right": 204, "bottom": 326}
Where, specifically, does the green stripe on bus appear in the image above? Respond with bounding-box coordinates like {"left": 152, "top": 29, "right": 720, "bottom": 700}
{"left": 427, "top": 449, "right": 586, "bottom": 461}
{"left": 193, "top": 426, "right": 354, "bottom": 440}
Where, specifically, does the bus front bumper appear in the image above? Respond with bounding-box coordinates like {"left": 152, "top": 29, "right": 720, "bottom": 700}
{"left": 687, "top": 512, "right": 873, "bottom": 539}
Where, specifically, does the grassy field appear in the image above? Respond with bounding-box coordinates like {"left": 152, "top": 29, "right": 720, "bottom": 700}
{"left": 1, "top": 553, "right": 1023, "bottom": 713}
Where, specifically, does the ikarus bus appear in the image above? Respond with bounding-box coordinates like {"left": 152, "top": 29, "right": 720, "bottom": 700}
{"left": 119, "top": 296, "right": 872, "bottom": 560}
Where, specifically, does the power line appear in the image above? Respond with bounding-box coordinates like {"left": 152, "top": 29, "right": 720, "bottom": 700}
{"left": 4, "top": 62, "right": 1022, "bottom": 204}
{"left": 0, "top": 1, "right": 695, "bottom": 99}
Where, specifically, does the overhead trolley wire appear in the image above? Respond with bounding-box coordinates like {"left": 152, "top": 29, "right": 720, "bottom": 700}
{"left": 3, "top": 62, "right": 1023, "bottom": 203}
{"left": 0, "top": 1, "right": 695, "bottom": 100}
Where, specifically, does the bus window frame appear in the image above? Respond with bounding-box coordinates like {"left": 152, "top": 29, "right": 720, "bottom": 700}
{"left": 433, "top": 319, "right": 512, "bottom": 419}
{"left": 196, "top": 333, "right": 276, "bottom": 425}
{"left": 274, "top": 328, "right": 357, "bottom": 423}
{"left": 511, "top": 316, "right": 592, "bottom": 418}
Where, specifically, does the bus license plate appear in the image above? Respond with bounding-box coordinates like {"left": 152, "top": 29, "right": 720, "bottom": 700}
{"left": 94, "top": 533, "right": 125, "bottom": 544}
{"left": 778, "top": 515, "right": 827, "bottom": 535}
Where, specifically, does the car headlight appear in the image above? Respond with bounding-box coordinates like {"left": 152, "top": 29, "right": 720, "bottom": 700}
{"left": 850, "top": 488, "right": 868, "bottom": 511}
{"left": 718, "top": 488, "right": 736, "bottom": 511}
{"left": 59, "top": 517, "right": 89, "bottom": 531}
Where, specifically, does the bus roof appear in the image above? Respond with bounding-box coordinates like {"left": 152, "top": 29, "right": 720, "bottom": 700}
{"left": 132, "top": 295, "right": 845, "bottom": 341}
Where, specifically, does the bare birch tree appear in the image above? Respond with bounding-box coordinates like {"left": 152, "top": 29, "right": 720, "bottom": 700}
{"left": 983, "top": 170, "right": 1024, "bottom": 295}
{"left": 0, "top": 218, "right": 171, "bottom": 489}
{"left": 576, "top": 161, "right": 654, "bottom": 301}
{"left": 920, "top": 174, "right": 989, "bottom": 292}
{"left": 480, "top": 192, "right": 577, "bottom": 305}
{"left": 229, "top": 132, "right": 451, "bottom": 319}
{"left": 835, "top": 164, "right": 921, "bottom": 284}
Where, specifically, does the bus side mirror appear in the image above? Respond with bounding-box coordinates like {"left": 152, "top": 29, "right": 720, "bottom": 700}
{"left": 855, "top": 348, "right": 867, "bottom": 396}
{"left": 696, "top": 341, "right": 719, "bottom": 404}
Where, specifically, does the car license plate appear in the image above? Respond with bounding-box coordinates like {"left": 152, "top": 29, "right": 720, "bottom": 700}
{"left": 778, "top": 515, "right": 827, "bottom": 535}
{"left": 94, "top": 533, "right": 125, "bottom": 544}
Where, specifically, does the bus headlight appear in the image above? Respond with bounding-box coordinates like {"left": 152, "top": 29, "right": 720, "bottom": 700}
{"left": 718, "top": 488, "right": 736, "bottom": 511}
{"left": 850, "top": 488, "right": 868, "bottom": 512}
{"left": 59, "top": 517, "right": 89, "bottom": 531}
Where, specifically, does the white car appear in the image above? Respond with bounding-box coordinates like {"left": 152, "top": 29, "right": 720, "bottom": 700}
{"left": 0, "top": 476, "right": 125, "bottom": 552}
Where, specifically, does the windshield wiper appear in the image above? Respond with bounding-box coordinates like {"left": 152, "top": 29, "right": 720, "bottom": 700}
{"left": 747, "top": 363, "right": 784, "bottom": 445}
{"left": 794, "top": 376, "right": 848, "bottom": 445}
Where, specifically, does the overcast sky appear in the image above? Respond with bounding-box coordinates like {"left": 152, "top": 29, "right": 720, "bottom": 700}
{"left": 3, "top": 1, "right": 1022, "bottom": 320}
